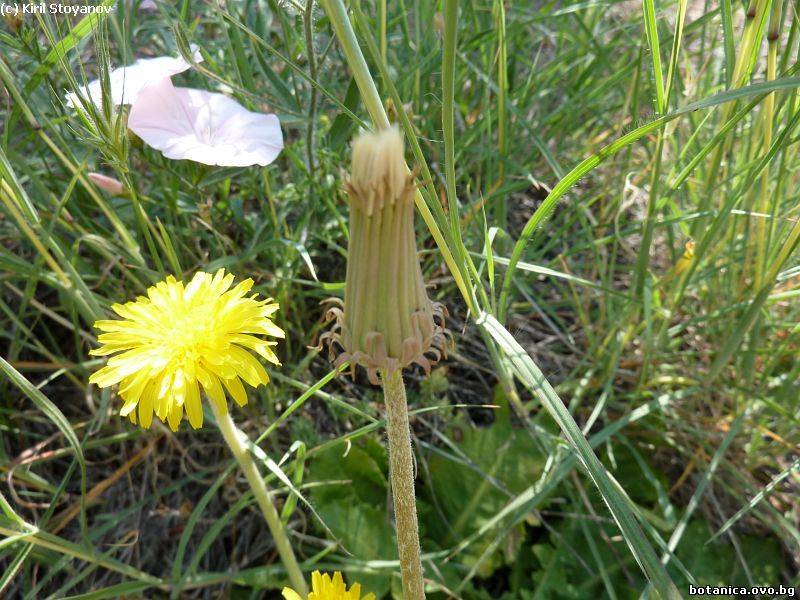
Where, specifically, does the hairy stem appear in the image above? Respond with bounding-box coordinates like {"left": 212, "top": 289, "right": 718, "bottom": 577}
{"left": 212, "top": 404, "right": 308, "bottom": 596}
{"left": 381, "top": 369, "right": 425, "bottom": 599}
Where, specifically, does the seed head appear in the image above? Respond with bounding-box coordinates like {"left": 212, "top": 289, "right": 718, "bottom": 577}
{"left": 322, "top": 128, "right": 449, "bottom": 384}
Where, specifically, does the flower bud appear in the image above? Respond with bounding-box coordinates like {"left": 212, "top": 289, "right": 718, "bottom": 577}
{"left": 88, "top": 172, "right": 126, "bottom": 196}
{"left": 322, "top": 128, "right": 449, "bottom": 384}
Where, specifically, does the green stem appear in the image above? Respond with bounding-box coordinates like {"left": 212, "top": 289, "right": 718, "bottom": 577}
{"left": 492, "top": 0, "right": 508, "bottom": 227}
{"left": 211, "top": 404, "right": 307, "bottom": 596}
{"left": 379, "top": 0, "right": 387, "bottom": 61}
{"left": 321, "top": 0, "right": 389, "bottom": 129}
{"left": 304, "top": 0, "right": 318, "bottom": 177}
{"left": 381, "top": 369, "right": 425, "bottom": 599}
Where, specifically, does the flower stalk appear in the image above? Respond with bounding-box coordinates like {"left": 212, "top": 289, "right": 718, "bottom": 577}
{"left": 382, "top": 369, "right": 425, "bottom": 600}
{"left": 321, "top": 128, "right": 437, "bottom": 598}
{"left": 211, "top": 402, "right": 308, "bottom": 596}
{"left": 320, "top": 0, "right": 389, "bottom": 130}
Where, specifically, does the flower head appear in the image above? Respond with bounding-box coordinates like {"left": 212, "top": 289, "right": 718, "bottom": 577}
{"left": 65, "top": 45, "right": 202, "bottom": 109}
{"left": 282, "top": 571, "right": 375, "bottom": 600}
{"left": 321, "top": 127, "right": 449, "bottom": 384}
{"left": 127, "top": 78, "right": 283, "bottom": 167}
{"left": 89, "top": 269, "right": 283, "bottom": 431}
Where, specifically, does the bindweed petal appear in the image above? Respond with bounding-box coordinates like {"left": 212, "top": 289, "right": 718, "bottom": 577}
{"left": 135, "top": 0, "right": 158, "bottom": 10}
{"left": 65, "top": 45, "right": 202, "bottom": 109}
{"left": 127, "top": 78, "right": 283, "bottom": 167}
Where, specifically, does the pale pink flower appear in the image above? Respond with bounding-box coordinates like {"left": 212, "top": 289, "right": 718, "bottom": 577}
{"left": 88, "top": 172, "right": 126, "bottom": 195}
{"left": 66, "top": 45, "right": 202, "bottom": 109}
{"left": 128, "top": 79, "right": 283, "bottom": 167}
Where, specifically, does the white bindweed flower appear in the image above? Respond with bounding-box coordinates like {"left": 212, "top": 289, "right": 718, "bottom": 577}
{"left": 65, "top": 45, "right": 202, "bottom": 109}
{"left": 127, "top": 78, "right": 283, "bottom": 167}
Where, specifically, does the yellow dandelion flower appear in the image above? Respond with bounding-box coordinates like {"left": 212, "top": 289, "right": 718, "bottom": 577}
{"left": 282, "top": 571, "right": 375, "bottom": 600}
{"left": 88, "top": 269, "right": 283, "bottom": 431}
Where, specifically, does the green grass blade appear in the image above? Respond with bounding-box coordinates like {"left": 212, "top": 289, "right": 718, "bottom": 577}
{"left": 663, "top": 0, "right": 688, "bottom": 108}
{"left": 60, "top": 581, "right": 155, "bottom": 600}
{"left": 0, "top": 520, "right": 164, "bottom": 586}
{"left": 720, "top": 0, "right": 735, "bottom": 87}
{"left": 0, "top": 543, "right": 33, "bottom": 596}
{"left": 642, "top": 0, "right": 666, "bottom": 113}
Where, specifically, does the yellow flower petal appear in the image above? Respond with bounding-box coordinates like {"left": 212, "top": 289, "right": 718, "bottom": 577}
{"left": 138, "top": 380, "right": 156, "bottom": 429}
{"left": 184, "top": 379, "right": 203, "bottom": 429}
{"left": 167, "top": 403, "right": 182, "bottom": 431}
{"left": 221, "top": 375, "right": 248, "bottom": 407}
{"left": 282, "top": 588, "right": 304, "bottom": 600}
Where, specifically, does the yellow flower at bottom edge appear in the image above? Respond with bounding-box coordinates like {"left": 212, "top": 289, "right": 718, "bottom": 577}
{"left": 282, "top": 571, "right": 376, "bottom": 600}
{"left": 88, "top": 269, "right": 284, "bottom": 431}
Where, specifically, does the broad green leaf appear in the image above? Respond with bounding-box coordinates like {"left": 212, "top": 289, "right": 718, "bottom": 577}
{"left": 426, "top": 388, "right": 546, "bottom": 574}
{"left": 307, "top": 439, "right": 396, "bottom": 597}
